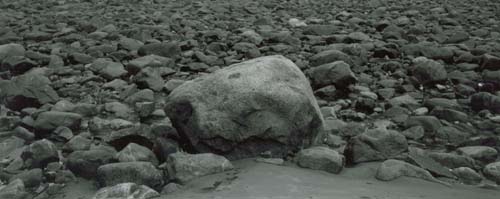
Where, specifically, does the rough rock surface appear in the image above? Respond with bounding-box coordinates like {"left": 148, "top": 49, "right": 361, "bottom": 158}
{"left": 376, "top": 159, "right": 449, "bottom": 186}
{"left": 92, "top": 183, "right": 159, "bottom": 199}
{"left": 115, "top": 143, "right": 159, "bottom": 165}
{"left": 348, "top": 128, "right": 408, "bottom": 164}
{"left": 96, "top": 162, "right": 164, "bottom": 190}
{"left": 166, "top": 152, "right": 234, "bottom": 184}
{"left": 483, "top": 161, "right": 500, "bottom": 184}
{"left": 296, "top": 146, "right": 344, "bottom": 174}
{"left": 165, "top": 55, "right": 323, "bottom": 159}
{"left": 1, "top": 0, "right": 500, "bottom": 198}
{"left": 66, "top": 146, "right": 117, "bottom": 179}
{"left": 0, "top": 74, "right": 59, "bottom": 111}
{"left": 0, "top": 179, "right": 28, "bottom": 199}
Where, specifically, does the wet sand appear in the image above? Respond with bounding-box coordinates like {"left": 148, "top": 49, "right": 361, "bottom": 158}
{"left": 55, "top": 159, "right": 499, "bottom": 199}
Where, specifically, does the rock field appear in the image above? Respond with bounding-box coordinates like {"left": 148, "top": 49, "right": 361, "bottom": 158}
{"left": 1, "top": 0, "right": 500, "bottom": 198}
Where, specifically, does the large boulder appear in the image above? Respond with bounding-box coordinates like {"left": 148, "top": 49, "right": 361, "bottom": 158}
{"left": 347, "top": 128, "right": 408, "bottom": 164}
{"left": 96, "top": 162, "right": 164, "bottom": 190}
{"left": 164, "top": 55, "right": 323, "bottom": 159}
{"left": 0, "top": 74, "right": 59, "bottom": 111}
{"left": 166, "top": 152, "right": 233, "bottom": 184}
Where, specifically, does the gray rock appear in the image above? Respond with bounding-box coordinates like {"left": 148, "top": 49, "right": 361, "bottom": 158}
{"left": 97, "top": 162, "right": 164, "bottom": 190}
{"left": 63, "top": 135, "right": 92, "bottom": 152}
{"left": 164, "top": 55, "right": 323, "bottom": 159}
{"left": 0, "top": 136, "right": 25, "bottom": 160}
{"left": 9, "top": 168, "right": 43, "bottom": 188}
{"left": 430, "top": 108, "right": 469, "bottom": 123}
{"left": 1, "top": 56, "right": 37, "bottom": 75}
{"left": 119, "top": 37, "right": 144, "bottom": 51}
{"left": 135, "top": 102, "right": 155, "bottom": 118}
{"left": 0, "top": 116, "right": 21, "bottom": 131}
{"left": 138, "top": 42, "right": 181, "bottom": 58}
{"left": 255, "top": 158, "right": 285, "bottom": 165}
{"left": 166, "top": 152, "right": 233, "bottom": 184}
{"left": 127, "top": 55, "right": 174, "bottom": 74}
{"left": 13, "top": 127, "right": 34, "bottom": 142}
{"left": 481, "top": 54, "right": 500, "bottom": 71}
{"left": 346, "top": 32, "right": 371, "bottom": 42}
{"left": 435, "top": 126, "right": 470, "bottom": 144}
{"left": 53, "top": 126, "right": 74, "bottom": 141}
{"left": 33, "top": 111, "right": 82, "bottom": 132}
{"left": 89, "top": 59, "right": 128, "bottom": 80}
{"left": 470, "top": 92, "right": 500, "bottom": 113}
{"left": 376, "top": 159, "right": 449, "bottom": 186}
{"left": 48, "top": 55, "right": 64, "bottom": 68}
{"left": 241, "top": 30, "right": 263, "bottom": 45}
{"left": 429, "top": 152, "right": 478, "bottom": 169}
{"left": 304, "top": 25, "right": 338, "bottom": 36}
{"left": 296, "top": 146, "right": 344, "bottom": 174}
{"left": 412, "top": 57, "right": 447, "bottom": 85}
{"left": 161, "top": 183, "right": 182, "bottom": 194}
{"left": 104, "top": 102, "right": 136, "bottom": 121}
{"left": 309, "top": 50, "right": 353, "bottom": 67}
{"left": 405, "top": 116, "right": 442, "bottom": 136}
{"left": 66, "top": 145, "right": 117, "bottom": 179}
{"left": 408, "top": 147, "right": 455, "bottom": 179}
{"left": 0, "top": 179, "right": 28, "bottom": 199}
{"left": 69, "top": 52, "right": 95, "bottom": 64}
{"left": 0, "top": 43, "right": 25, "bottom": 62}
{"left": 457, "top": 146, "right": 498, "bottom": 165}
{"left": 401, "top": 126, "right": 425, "bottom": 140}
{"left": 133, "top": 67, "right": 165, "bottom": 91}
{"left": 483, "top": 161, "right": 500, "bottom": 184}
{"left": 116, "top": 143, "right": 159, "bottom": 165}
{"left": 349, "top": 128, "right": 408, "bottom": 163}
{"left": 452, "top": 167, "right": 483, "bottom": 185}
{"left": 92, "top": 183, "right": 159, "bottom": 199}
{"left": 22, "top": 139, "right": 58, "bottom": 168}
{"left": 444, "top": 31, "right": 469, "bottom": 44}
{"left": 0, "top": 74, "right": 59, "bottom": 111}
{"left": 232, "top": 42, "right": 261, "bottom": 58}
{"left": 164, "top": 79, "right": 186, "bottom": 93}
{"left": 423, "top": 98, "right": 460, "bottom": 110}
{"left": 307, "top": 61, "right": 357, "bottom": 89}
{"left": 124, "top": 89, "right": 154, "bottom": 104}
{"left": 388, "top": 94, "right": 419, "bottom": 108}
{"left": 24, "top": 31, "right": 52, "bottom": 42}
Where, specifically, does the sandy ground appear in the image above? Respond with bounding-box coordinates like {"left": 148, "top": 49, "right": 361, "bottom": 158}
{"left": 54, "top": 159, "right": 499, "bottom": 199}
